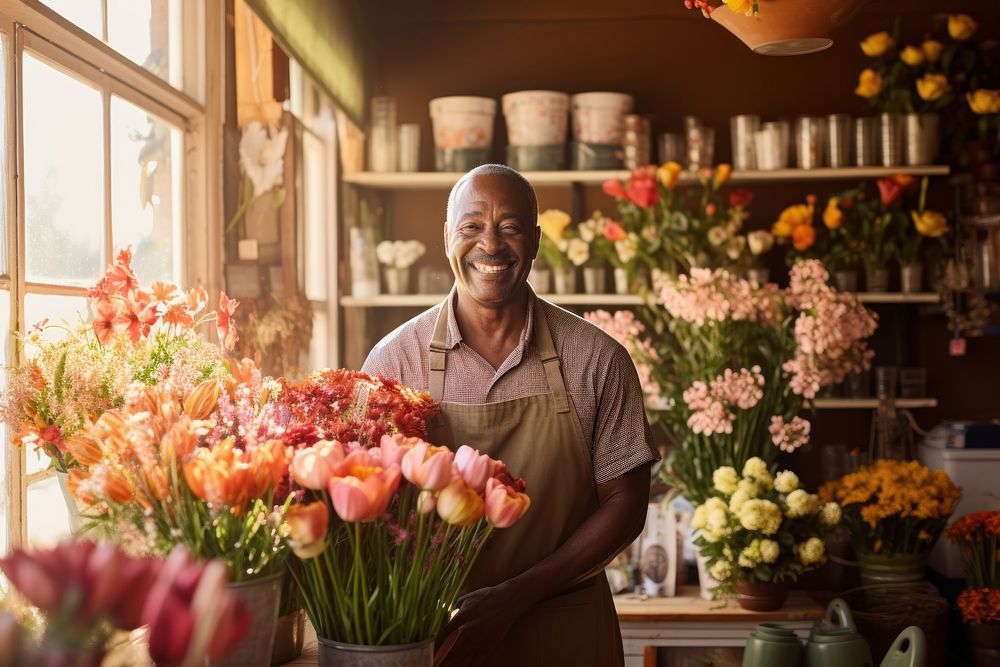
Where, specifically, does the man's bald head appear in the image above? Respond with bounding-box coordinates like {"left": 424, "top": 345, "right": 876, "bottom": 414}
{"left": 445, "top": 164, "right": 538, "bottom": 230}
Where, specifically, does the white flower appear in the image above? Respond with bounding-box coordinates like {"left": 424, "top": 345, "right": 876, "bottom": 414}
{"left": 798, "top": 537, "right": 825, "bottom": 566}
{"left": 567, "top": 238, "right": 590, "bottom": 266}
{"left": 239, "top": 121, "right": 288, "bottom": 195}
{"left": 642, "top": 224, "right": 659, "bottom": 243}
{"left": 707, "top": 225, "right": 730, "bottom": 246}
{"left": 615, "top": 235, "right": 639, "bottom": 264}
{"left": 774, "top": 471, "right": 800, "bottom": 494}
{"left": 725, "top": 235, "right": 747, "bottom": 261}
{"left": 713, "top": 466, "right": 740, "bottom": 495}
{"left": 376, "top": 239, "right": 425, "bottom": 268}
{"left": 759, "top": 539, "right": 780, "bottom": 564}
{"left": 578, "top": 220, "right": 597, "bottom": 243}
{"left": 709, "top": 559, "right": 733, "bottom": 581}
{"left": 376, "top": 240, "right": 396, "bottom": 266}
{"left": 821, "top": 502, "right": 842, "bottom": 527}
{"left": 748, "top": 230, "right": 775, "bottom": 256}
{"left": 785, "top": 489, "right": 819, "bottom": 518}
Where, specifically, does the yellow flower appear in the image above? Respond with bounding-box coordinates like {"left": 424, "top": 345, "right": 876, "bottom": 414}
{"left": 712, "top": 163, "right": 732, "bottom": 189}
{"left": 968, "top": 89, "right": 1000, "bottom": 115}
{"left": 948, "top": 14, "right": 977, "bottom": 41}
{"left": 921, "top": 39, "right": 943, "bottom": 63}
{"left": 723, "top": 0, "right": 754, "bottom": 14}
{"left": 916, "top": 73, "right": 950, "bottom": 102}
{"left": 658, "top": 161, "right": 682, "bottom": 191}
{"left": 823, "top": 199, "right": 844, "bottom": 230}
{"left": 713, "top": 466, "right": 740, "bottom": 495}
{"left": 911, "top": 210, "right": 949, "bottom": 238}
{"left": 900, "top": 46, "right": 925, "bottom": 66}
{"left": 537, "top": 209, "right": 571, "bottom": 243}
{"left": 774, "top": 201, "right": 815, "bottom": 239}
{"left": 860, "top": 31, "right": 894, "bottom": 57}
{"left": 855, "top": 69, "right": 883, "bottom": 99}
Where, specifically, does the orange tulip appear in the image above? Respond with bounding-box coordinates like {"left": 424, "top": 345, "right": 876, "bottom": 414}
{"left": 291, "top": 440, "right": 347, "bottom": 490}
{"left": 712, "top": 163, "right": 732, "bottom": 189}
{"left": 145, "top": 465, "right": 169, "bottom": 501}
{"left": 401, "top": 441, "right": 454, "bottom": 491}
{"left": 63, "top": 434, "right": 103, "bottom": 467}
{"left": 484, "top": 477, "right": 531, "bottom": 528}
{"left": 184, "top": 379, "right": 221, "bottom": 419}
{"left": 252, "top": 439, "right": 291, "bottom": 489}
{"left": 285, "top": 501, "right": 329, "bottom": 559}
{"left": 792, "top": 224, "right": 817, "bottom": 251}
{"left": 329, "top": 464, "right": 402, "bottom": 523}
{"left": 104, "top": 468, "right": 135, "bottom": 504}
{"left": 436, "top": 479, "right": 485, "bottom": 527}
{"left": 657, "top": 161, "right": 682, "bottom": 191}
{"left": 160, "top": 417, "right": 200, "bottom": 460}
{"left": 67, "top": 468, "right": 93, "bottom": 504}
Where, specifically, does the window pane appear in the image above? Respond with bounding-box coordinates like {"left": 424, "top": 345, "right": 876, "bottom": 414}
{"left": 0, "top": 33, "right": 7, "bottom": 277}
{"left": 23, "top": 294, "right": 91, "bottom": 476}
{"left": 0, "top": 290, "right": 9, "bottom": 555}
{"left": 107, "top": 0, "right": 183, "bottom": 89}
{"left": 40, "top": 0, "right": 102, "bottom": 39}
{"left": 111, "top": 96, "right": 182, "bottom": 283}
{"left": 27, "top": 477, "right": 72, "bottom": 548}
{"left": 306, "top": 305, "right": 328, "bottom": 375}
{"left": 23, "top": 54, "right": 104, "bottom": 284}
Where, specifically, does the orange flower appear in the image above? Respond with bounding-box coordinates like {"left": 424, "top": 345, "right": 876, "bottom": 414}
{"left": 657, "top": 161, "right": 682, "bottom": 191}
{"left": 484, "top": 477, "right": 531, "bottom": 528}
{"left": 104, "top": 468, "right": 135, "bottom": 504}
{"left": 328, "top": 458, "right": 402, "bottom": 523}
{"left": 93, "top": 298, "right": 126, "bottom": 346}
{"left": 149, "top": 281, "right": 179, "bottom": 307}
{"left": 712, "top": 163, "right": 732, "bottom": 189}
{"left": 792, "top": 224, "right": 817, "bottom": 251}
{"left": 437, "top": 479, "right": 485, "bottom": 527}
{"left": 285, "top": 502, "right": 329, "bottom": 559}
{"left": 216, "top": 293, "right": 239, "bottom": 351}
{"left": 957, "top": 587, "right": 1000, "bottom": 624}
{"left": 184, "top": 379, "right": 221, "bottom": 420}
{"left": 64, "top": 434, "right": 103, "bottom": 467}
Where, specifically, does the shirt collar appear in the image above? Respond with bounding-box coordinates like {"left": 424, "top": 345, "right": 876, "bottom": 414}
{"left": 444, "top": 285, "right": 537, "bottom": 351}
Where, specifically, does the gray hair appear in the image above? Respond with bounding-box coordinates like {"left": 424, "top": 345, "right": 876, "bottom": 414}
{"left": 445, "top": 164, "right": 538, "bottom": 228}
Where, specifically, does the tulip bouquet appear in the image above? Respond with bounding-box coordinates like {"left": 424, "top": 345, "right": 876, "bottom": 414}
{"left": 285, "top": 435, "right": 531, "bottom": 646}
{"left": 692, "top": 459, "right": 842, "bottom": 594}
{"left": 0, "top": 540, "right": 249, "bottom": 667}
{"left": 947, "top": 511, "right": 1000, "bottom": 626}
{"left": 1, "top": 248, "right": 235, "bottom": 473}
{"left": 646, "top": 260, "right": 877, "bottom": 504}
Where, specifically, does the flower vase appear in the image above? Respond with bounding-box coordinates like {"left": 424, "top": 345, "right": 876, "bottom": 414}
{"left": 966, "top": 623, "right": 1000, "bottom": 667}
{"left": 695, "top": 552, "right": 720, "bottom": 601}
{"left": 834, "top": 269, "right": 859, "bottom": 293}
{"left": 383, "top": 266, "right": 411, "bottom": 295}
{"left": 613, "top": 268, "right": 630, "bottom": 295}
{"left": 904, "top": 112, "right": 940, "bottom": 166}
{"left": 582, "top": 265, "right": 607, "bottom": 294}
{"left": 211, "top": 572, "right": 283, "bottom": 667}
{"left": 316, "top": 637, "right": 434, "bottom": 667}
{"left": 552, "top": 265, "right": 577, "bottom": 295}
{"left": 528, "top": 265, "right": 551, "bottom": 294}
{"left": 879, "top": 112, "right": 904, "bottom": 167}
{"left": 865, "top": 263, "right": 889, "bottom": 293}
{"left": 900, "top": 263, "right": 923, "bottom": 294}
{"left": 56, "top": 471, "right": 85, "bottom": 534}
{"left": 270, "top": 608, "right": 306, "bottom": 665}
{"left": 746, "top": 267, "right": 770, "bottom": 287}
{"left": 856, "top": 551, "right": 927, "bottom": 587}
{"left": 734, "top": 580, "right": 791, "bottom": 612}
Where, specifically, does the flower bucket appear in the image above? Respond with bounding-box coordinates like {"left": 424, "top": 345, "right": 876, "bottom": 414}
{"left": 900, "top": 264, "right": 923, "bottom": 294}
{"left": 553, "top": 265, "right": 577, "bottom": 294}
{"left": 270, "top": 608, "right": 306, "bottom": 665}
{"left": 865, "top": 263, "right": 890, "bottom": 293}
{"left": 857, "top": 551, "right": 927, "bottom": 587}
{"left": 583, "top": 266, "right": 607, "bottom": 294}
{"left": 502, "top": 90, "right": 569, "bottom": 146}
{"left": 429, "top": 96, "right": 495, "bottom": 151}
{"left": 383, "top": 266, "right": 411, "bottom": 295}
{"left": 614, "top": 268, "right": 630, "bottom": 295}
{"left": 904, "top": 113, "right": 940, "bottom": 167}
{"left": 735, "top": 580, "right": 791, "bottom": 612}
{"left": 211, "top": 572, "right": 283, "bottom": 667}
{"left": 316, "top": 636, "right": 434, "bottom": 667}
{"left": 528, "top": 265, "right": 551, "bottom": 293}
{"left": 571, "top": 92, "right": 634, "bottom": 144}
{"left": 834, "top": 269, "right": 859, "bottom": 293}
{"left": 56, "top": 471, "right": 85, "bottom": 534}
{"left": 879, "top": 113, "right": 904, "bottom": 168}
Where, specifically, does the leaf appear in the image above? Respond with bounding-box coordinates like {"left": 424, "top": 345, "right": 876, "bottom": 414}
{"left": 271, "top": 186, "right": 287, "bottom": 208}
{"left": 53, "top": 351, "right": 68, "bottom": 404}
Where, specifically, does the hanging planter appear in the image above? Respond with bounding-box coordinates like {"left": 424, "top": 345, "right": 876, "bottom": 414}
{"left": 708, "top": 0, "right": 871, "bottom": 56}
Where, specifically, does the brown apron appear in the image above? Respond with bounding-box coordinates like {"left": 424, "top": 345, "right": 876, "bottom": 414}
{"left": 427, "top": 296, "right": 624, "bottom": 666}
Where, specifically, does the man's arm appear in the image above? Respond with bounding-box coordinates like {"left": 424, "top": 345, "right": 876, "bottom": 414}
{"left": 438, "top": 462, "right": 651, "bottom": 666}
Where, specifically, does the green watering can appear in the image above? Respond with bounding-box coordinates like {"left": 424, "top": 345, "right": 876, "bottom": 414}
{"left": 804, "top": 598, "right": 874, "bottom": 667}
{"left": 878, "top": 626, "right": 926, "bottom": 667}
{"left": 741, "top": 623, "right": 803, "bottom": 667}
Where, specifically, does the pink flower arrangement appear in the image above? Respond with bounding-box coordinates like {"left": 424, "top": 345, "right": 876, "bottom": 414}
{"left": 769, "top": 416, "right": 812, "bottom": 453}
{"left": 683, "top": 367, "right": 765, "bottom": 436}
{"left": 583, "top": 309, "right": 661, "bottom": 404}
{"left": 285, "top": 435, "right": 530, "bottom": 647}
{"left": 0, "top": 540, "right": 249, "bottom": 667}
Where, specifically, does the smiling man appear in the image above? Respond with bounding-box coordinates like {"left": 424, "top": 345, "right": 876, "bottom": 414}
{"left": 362, "top": 164, "right": 657, "bottom": 666}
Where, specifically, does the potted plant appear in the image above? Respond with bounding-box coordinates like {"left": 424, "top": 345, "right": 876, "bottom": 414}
{"left": 820, "top": 459, "right": 961, "bottom": 586}
{"left": 896, "top": 177, "right": 950, "bottom": 293}
{"left": 536, "top": 208, "right": 582, "bottom": 294}
{"left": 691, "top": 459, "right": 842, "bottom": 609}
{"left": 819, "top": 191, "right": 865, "bottom": 292}
{"left": 376, "top": 239, "right": 426, "bottom": 295}
{"left": 946, "top": 511, "right": 1000, "bottom": 666}
{"left": 576, "top": 210, "right": 618, "bottom": 293}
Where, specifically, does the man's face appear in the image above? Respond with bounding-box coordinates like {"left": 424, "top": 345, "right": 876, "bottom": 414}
{"left": 445, "top": 173, "right": 539, "bottom": 307}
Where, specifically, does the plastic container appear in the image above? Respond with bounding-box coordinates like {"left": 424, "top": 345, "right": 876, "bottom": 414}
{"left": 918, "top": 437, "right": 1000, "bottom": 578}
{"left": 501, "top": 90, "right": 569, "bottom": 146}
{"left": 571, "top": 92, "right": 634, "bottom": 144}
{"left": 429, "top": 95, "right": 496, "bottom": 151}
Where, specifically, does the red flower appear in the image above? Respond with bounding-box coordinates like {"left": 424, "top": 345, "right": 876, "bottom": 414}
{"left": 163, "top": 303, "right": 194, "bottom": 329}
{"left": 216, "top": 292, "right": 239, "bottom": 351}
{"left": 121, "top": 293, "right": 159, "bottom": 343}
{"left": 104, "top": 247, "right": 140, "bottom": 297}
{"left": 705, "top": 203, "right": 717, "bottom": 216}
{"left": 729, "top": 188, "right": 754, "bottom": 208}
{"left": 876, "top": 176, "right": 914, "bottom": 207}
{"left": 626, "top": 175, "right": 660, "bottom": 208}
{"left": 93, "top": 298, "right": 125, "bottom": 346}
{"left": 604, "top": 220, "right": 627, "bottom": 242}
{"left": 602, "top": 179, "right": 627, "bottom": 199}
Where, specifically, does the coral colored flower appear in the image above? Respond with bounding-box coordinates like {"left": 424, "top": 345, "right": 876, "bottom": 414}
{"left": 93, "top": 298, "right": 125, "bottom": 345}
{"left": 184, "top": 379, "right": 221, "bottom": 419}
{"left": 377, "top": 433, "right": 421, "bottom": 467}
{"left": 860, "top": 31, "right": 893, "bottom": 57}
{"left": 104, "top": 247, "right": 140, "bottom": 296}
{"left": 285, "top": 501, "right": 329, "bottom": 559}
{"left": 792, "top": 224, "right": 816, "bottom": 251}
{"left": 437, "top": 479, "right": 485, "bottom": 527}
{"left": 187, "top": 287, "right": 208, "bottom": 314}
{"left": 602, "top": 178, "right": 627, "bottom": 199}
{"left": 291, "top": 440, "right": 346, "bottom": 490}
{"left": 64, "top": 434, "right": 103, "bottom": 467}
{"left": 401, "top": 441, "right": 454, "bottom": 490}
{"left": 216, "top": 292, "right": 239, "bottom": 351}
{"left": 604, "top": 220, "right": 627, "bottom": 242}
{"left": 149, "top": 281, "right": 178, "bottom": 308}
{"left": 484, "top": 477, "right": 531, "bottom": 528}
{"left": 329, "top": 464, "right": 401, "bottom": 522}
{"left": 626, "top": 174, "right": 660, "bottom": 208}
{"left": 162, "top": 302, "right": 194, "bottom": 329}
{"left": 453, "top": 445, "right": 502, "bottom": 492}
{"left": 877, "top": 177, "right": 904, "bottom": 206}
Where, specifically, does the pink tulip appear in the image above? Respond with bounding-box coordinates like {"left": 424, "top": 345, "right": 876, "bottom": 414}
{"left": 401, "top": 442, "right": 454, "bottom": 490}
{"left": 485, "top": 477, "right": 532, "bottom": 528}
{"left": 291, "top": 440, "right": 346, "bottom": 490}
{"left": 377, "top": 433, "right": 421, "bottom": 466}
{"left": 285, "top": 501, "right": 329, "bottom": 559}
{"left": 329, "top": 465, "right": 402, "bottom": 522}
{"left": 436, "top": 479, "right": 485, "bottom": 527}
{"left": 417, "top": 489, "right": 437, "bottom": 515}
{"left": 0, "top": 550, "right": 60, "bottom": 614}
{"left": 452, "top": 445, "right": 501, "bottom": 492}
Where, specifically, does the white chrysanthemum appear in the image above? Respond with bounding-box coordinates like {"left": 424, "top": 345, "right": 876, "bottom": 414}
{"left": 774, "top": 470, "right": 800, "bottom": 494}
{"left": 759, "top": 539, "right": 780, "bottom": 564}
{"left": 709, "top": 560, "right": 733, "bottom": 581}
{"left": 567, "top": 238, "right": 590, "bottom": 266}
{"left": 738, "top": 499, "right": 782, "bottom": 535}
{"left": 821, "top": 502, "right": 843, "bottom": 527}
{"left": 713, "top": 466, "right": 740, "bottom": 495}
{"left": 785, "top": 489, "right": 819, "bottom": 518}
{"left": 798, "top": 537, "right": 825, "bottom": 565}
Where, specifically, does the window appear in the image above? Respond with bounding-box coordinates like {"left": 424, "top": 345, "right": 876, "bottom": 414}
{"left": 1, "top": 1, "right": 223, "bottom": 551}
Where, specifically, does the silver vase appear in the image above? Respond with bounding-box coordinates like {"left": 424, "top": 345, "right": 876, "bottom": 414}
{"left": 900, "top": 263, "right": 923, "bottom": 294}
{"left": 528, "top": 265, "right": 551, "bottom": 293}
{"left": 613, "top": 267, "right": 630, "bottom": 294}
{"left": 382, "top": 266, "right": 411, "bottom": 295}
{"left": 552, "top": 265, "right": 577, "bottom": 294}
{"left": 582, "top": 265, "right": 607, "bottom": 294}
{"left": 879, "top": 112, "right": 904, "bottom": 167}
{"left": 834, "top": 269, "right": 859, "bottom": 293}
{"left": 212, "top": 572, "right": 283, "bottom": 667}
{"left": 317, "top": 637, "right": 434, "bottom": 667}
{"left": 865, "top": 263, "right": 890, "bottom": 292}
{"left": 904, "top": 113, "right": 940, "bottom": 166}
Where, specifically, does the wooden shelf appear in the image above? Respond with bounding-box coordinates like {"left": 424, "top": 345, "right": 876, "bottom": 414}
{"left": 812, "top": 397, "right": 938, "bottom": 409}
{"left": 614, "top": 587, "right": 824, "bottom": 623}
{"left": 342, "top": 165, "right": 950, "bottom": 190}
{"left": 340, "top": 292, "right": 938, "bottom": 307}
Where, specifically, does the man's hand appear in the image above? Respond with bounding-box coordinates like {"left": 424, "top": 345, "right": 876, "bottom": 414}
{"left": 434, "top": 582, "right": 531, "bottom": 666}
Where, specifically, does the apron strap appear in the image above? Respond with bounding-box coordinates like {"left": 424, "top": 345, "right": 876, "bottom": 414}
{"left": 533, "top": 304, "right": 571, "bottom": 415}
{"left": 428, "top": 299, "right": 451, "bottom": 403}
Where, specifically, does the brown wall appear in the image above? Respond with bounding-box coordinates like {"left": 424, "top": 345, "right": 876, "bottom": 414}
{"left": 354, "top": 0, "right": 1000, "bottom": 489}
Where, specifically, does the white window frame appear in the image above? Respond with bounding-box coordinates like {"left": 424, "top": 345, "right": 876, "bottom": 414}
{"left": 0, "top": 0, "right": 225, "bottom": 550}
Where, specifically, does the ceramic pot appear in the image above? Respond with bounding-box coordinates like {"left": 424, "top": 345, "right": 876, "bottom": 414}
{"left": 856, "top": 551, "right": 927, "bottom": 587}
{"left": 708, "top": 0, "right": 869, "bottom": 55}
{"left": 56, "top": 471, "right": 85, "bottom": 534}
{"left": 316, "top": 637, "right": 434, "bottom": 667}
{"left": 735, "top": 580, "right": 790, "bottom": 612}
{"left": 966, "top": 622, "right": 1000, "bottom": 667}
{"left": 741, "top": 623, "right": 802, "bottom": 667}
